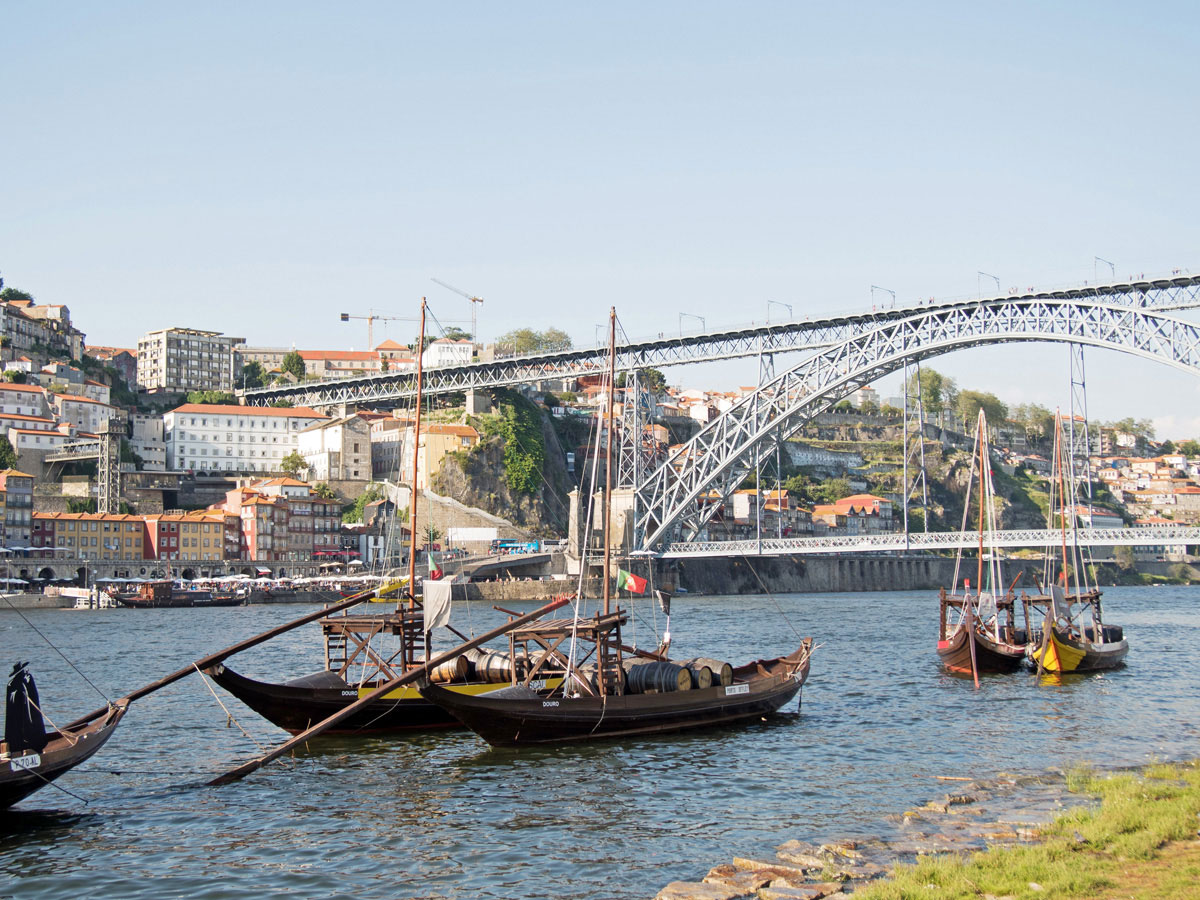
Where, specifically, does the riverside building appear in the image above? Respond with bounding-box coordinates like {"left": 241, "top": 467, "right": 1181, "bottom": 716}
{"left": 163, "top": 403, "right": 328, "bottom": 474}
{"left": 137, "top": 327, "right": 245, "bottom": 394}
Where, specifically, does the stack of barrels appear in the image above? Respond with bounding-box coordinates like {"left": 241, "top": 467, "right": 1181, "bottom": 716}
{"left": 623, "top": 657, "right": 734, "bottom": 694}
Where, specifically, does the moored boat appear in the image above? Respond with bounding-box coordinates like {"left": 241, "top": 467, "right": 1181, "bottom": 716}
{"left": 2, "top": 663, "right": 128, "bottom": 810}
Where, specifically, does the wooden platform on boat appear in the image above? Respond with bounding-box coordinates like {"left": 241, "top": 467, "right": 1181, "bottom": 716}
{"left": 507, "top": 610, "right": 627, "bottom": 641}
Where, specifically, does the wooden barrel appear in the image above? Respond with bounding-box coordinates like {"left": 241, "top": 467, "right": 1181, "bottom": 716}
{"left": 684, "top": 663, "right": 713, "bottom": 690}
{"left": 686, "top": 657, "right": 733, "bottom": 686}
{"left": 577, "top": 664, "right": 626, "bottom": 695}
{"left": 427, "top": 656, "right": 469, "bottom": 684}
{"left": 465, "top": 648, "right": 515, "bottom": 683}
{"left": 625, "top": 661, "right": 692, "bottom": 694}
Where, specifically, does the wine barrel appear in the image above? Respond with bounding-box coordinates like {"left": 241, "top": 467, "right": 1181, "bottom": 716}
{"left": 625, "top": 661, "right": 692, "bottom": 694}
{"left": 684, "top": 663, "right": 713, "bottom": 690}
{"left": 577, "top": 664, "right": 626, "bottom": 695}
{"left": 428, "top": 656, "right": 469, "bottom": 684}
{"left": 686, "top": 657, "right": 733, "bottom": 687}
{"left": 465, "top": 648, "right": 516, "bottom": 683}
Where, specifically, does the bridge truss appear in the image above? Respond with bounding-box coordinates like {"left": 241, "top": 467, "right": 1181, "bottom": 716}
{"left": 635, "top": 296, "right": 1200, "bottom": 550}
{"left": 242, "top": 276, "right": 1200, "bottom": 409}
{"left": 654, "top": 526, "right": 1200, "bottom": 558}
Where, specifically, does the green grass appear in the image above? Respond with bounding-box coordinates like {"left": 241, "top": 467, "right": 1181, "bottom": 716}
{"left": 855, "top": 762, "right": 1200, "bottom": 900}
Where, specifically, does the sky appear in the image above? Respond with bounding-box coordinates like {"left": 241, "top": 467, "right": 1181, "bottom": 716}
{"left": 2, "top": 3, "right": 1199, "bottom": 435}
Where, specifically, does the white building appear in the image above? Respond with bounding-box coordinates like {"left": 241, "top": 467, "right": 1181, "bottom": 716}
{"left": 51, "top": 394, "right": 117, "bottom": 434}
{"left": 297, "top": 414, "right": 373, "bottom": 482}
{"left": 164, "top": 403, "right": 328, "bottom": 474}
{"left": 0, "top": 383, "right": 49, "bottom": 419}
{"left": 422, "top": 338, "right": 473, "bottom": 368}
{"left": 137, "top": 328, "right": 245, "bottom": 394}
{"left": 131, "top": 413, "right": 167, "bottom": 471}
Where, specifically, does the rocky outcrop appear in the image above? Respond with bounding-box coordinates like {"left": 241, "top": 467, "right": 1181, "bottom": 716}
{"left": 431, "top": 405, "right": 573, "bottom": 537}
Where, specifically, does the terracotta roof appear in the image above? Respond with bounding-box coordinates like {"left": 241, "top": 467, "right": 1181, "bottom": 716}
{"left": 168, "top": 403, "right": 327, "bottom": 418}
{"left": 297, "top": 350, "right": 379, "bottom": 362}
{"left": 0, "top": 383, "right": 47, "bottom": 394}
{"left": 424, "top": 424, "right": 479, "bottom": 438}
{"left": 374, "top": 339, "right": 409, "bottom": 350}
{"left": 54, "top": 394, "right": 108, "bottom": 405}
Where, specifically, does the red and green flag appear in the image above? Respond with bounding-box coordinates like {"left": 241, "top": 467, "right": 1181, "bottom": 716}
{"left": 616, "top": 568, "right": 647, "bottom": 595}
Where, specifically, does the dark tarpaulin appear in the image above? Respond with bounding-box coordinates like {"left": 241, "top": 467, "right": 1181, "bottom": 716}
{"left": 5, "top": 662, "right": 48, "bottom": 753}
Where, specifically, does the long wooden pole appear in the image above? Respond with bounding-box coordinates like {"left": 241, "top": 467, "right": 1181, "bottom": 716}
{"left": 407, "top": 299, "right": 426, "bottom": 609}
{"left": 208, "top": 595, "right": 571, "bottom": 786}
{"left": 66, "top": 589, "right": 378, "bottom": 729}
{"left": 602, "top": 307, "right": 616, "bottom": 616}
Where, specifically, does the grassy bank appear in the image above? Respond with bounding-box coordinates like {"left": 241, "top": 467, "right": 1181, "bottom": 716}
{"left": 857, "top": 762, "right": 1200, "bottom": 900}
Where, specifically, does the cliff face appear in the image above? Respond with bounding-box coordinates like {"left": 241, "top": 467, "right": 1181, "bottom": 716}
{"left": 431, "top": 405, "right": 573, "bottom": 537}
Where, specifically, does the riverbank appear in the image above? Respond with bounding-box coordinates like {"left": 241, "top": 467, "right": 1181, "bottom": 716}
{"left": 657, "top": 760, "right": 1200, "bottom": 900}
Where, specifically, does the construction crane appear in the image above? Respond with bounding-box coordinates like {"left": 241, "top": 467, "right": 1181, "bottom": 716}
{"left": 338, "top": 309, "right": 417, "bottom": 350}
{"left": 431, "top": 278, "right": 483, "bottom": 348}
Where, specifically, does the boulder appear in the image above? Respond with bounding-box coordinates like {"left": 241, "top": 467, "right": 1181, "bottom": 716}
{"left": 654, "top": 881, "right": 750, "bottom": 900}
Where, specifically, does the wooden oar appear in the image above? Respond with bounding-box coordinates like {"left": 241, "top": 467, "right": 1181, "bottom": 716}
{"left": 65, "top": 589, "right": 381, "bottom": 729}
{"left": 208, "top": 594, "right": 571, "bottom": 786}
{"left": 966, "top": 601, "right": 979, "bottom": 690}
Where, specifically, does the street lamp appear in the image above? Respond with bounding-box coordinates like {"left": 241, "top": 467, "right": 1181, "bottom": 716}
{"left": 1094, "top": 256, "right": 1115, "bottom": 283}
{"left": 767, "top": 300, "right": 793, "bottom": 323}
{"left": 679, "top": 313, "right": 705, "bottom": 336}
{"left": 869, "top": 286, "right": 895, "bottom": 310}
{"left": 977, "top": 271, "right": 1000, "bottom": 298}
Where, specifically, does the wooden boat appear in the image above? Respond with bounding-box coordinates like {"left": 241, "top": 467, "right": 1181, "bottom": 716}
{"left": 110, "top": 580, "right": 210, "bottom": 608}
{"left": 936, "top": 410, "right": 1029, "bottom": 681}
{"left": 1022, "top": 413, "right": 1128, "bottom": 674}
{"left": 1024, "top": 587, "right": 1128, "bottom": 673}
{"left": 419, "top": 617, "right": 812, "bottom": 746}
{"left": 419, "top": 309, "right": 814, "bottom": 747}
{"left": 203, "top": 607, "right": 561, "bottom": 734}
{"left": 937, "top": 593, "right": 1027, "bottom": 675}
{"left": 2, "top": 663, "right": 128, "bottom": 810}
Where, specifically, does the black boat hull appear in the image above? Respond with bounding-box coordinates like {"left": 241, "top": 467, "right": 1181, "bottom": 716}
{"left": 1, "top": 703, "right": 127, "bottom": 810}
{"left": 419, "top": 643, "right": 811, "bottom": 747}
{"left": 206, "top": 663, "right": 524, "bottom": 735}
{"left": 937, "top": 625, "right": 1026, "bottom": 674}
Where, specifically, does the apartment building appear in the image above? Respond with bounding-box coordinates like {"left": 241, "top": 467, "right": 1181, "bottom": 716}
{"left": 297, "top": 414, "right": 372, "bottom": 481}
{"left": 163, "top": 403, "right": 328, "bottom": 474}
{"left": 51, "top": 393, "right": 117, "bottom": 434}
{"left": 0, "top": 469, "right": 34, "bottom": 547}
{"left": 0, "top": 298, "right": 86, "bottom": 360}
{"left": 137, "top": 328, "right": 245, "bottom": 394}
{"left": 32, "top": 512, "right": 144, "bottom": 560}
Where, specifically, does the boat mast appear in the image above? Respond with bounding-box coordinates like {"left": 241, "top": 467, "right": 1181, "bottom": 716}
{"left": 407, "top": 298, "right": 427, "bottom": 609}
{"left": 602, "top": 307, "right": 616, "bottom": 617}
{"left": 975, "top": 411, "right": 986, "bottom": 604}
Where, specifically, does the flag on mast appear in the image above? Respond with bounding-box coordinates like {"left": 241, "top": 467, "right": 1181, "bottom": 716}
{"left": 615, "top": 569, "right": 647, "bottom": 595}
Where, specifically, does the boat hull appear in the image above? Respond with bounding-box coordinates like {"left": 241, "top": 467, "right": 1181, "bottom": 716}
{"left": 418, "top": 644, "right": 811, "bottom": 747}
{"left": 205, "top": 664, "right": 517, "bottom": 735}
{"left": 1028, "top": 626, "right": 1128, "bottom": 673}
{"left": 1, "top": 702, "right": 127, "bottom": 810}
{"left": 937, "top": 626, "right": 1026, "bottom": 674}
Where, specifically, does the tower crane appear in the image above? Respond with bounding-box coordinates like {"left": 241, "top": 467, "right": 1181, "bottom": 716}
{"left": 431, "top": 278, "right": 484, "bottom": 350}
{"left": 338, "top": 309, "right": 417, "bottom": 350}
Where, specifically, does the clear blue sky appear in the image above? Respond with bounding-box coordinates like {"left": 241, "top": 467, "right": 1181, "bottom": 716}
{"left": 3, "top": 3, "right": 1198, "bottom": 435}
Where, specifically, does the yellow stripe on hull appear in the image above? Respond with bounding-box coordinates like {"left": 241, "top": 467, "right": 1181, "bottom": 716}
{"left": 1035, "top": 629, "right": 1087, "bottom": 673}
{"left": 365, "top": 676, "right": 564, "bottom": 701}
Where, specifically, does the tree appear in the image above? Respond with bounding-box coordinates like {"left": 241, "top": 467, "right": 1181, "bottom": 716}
{"left": 812, "top": 476, "right": 851, "bottom": 505}
{"left": 240, "top": 360, "right": 266, "bottom": 389}
{"left": 496, "top": 327, "right": 573, "bottom": 356}
{"left": 186, "top": 390, "right": 237, "bottom": 405}
{"left": 0, "top": 436, "right": 17, "bottom": 470}
{"left": 441, "top": 326, "right": 472, "bottom": 342}
{"left": 380, "top": 357, "right": 389, "bottom": 372}
{"left": 955, "top": 389, "right": 1007, "bottom": 427}
{"left": 422, "top": 523, "right": 443, "bottom": 548}
{"left": 1113, "top": 545, "right": 1136, "bottom": 572}
{"left": 280, "top": 351, "right": 306, "bottom": 380}
{"left": 343, "top": 483, "right": 384, "bottom": 523}
{"left": 1160, "top": 439, "right": 1176, "bottom": 454}
{"left": 905, "top": 367, "right": 955, "bottom": 417}
{"left": 270, "top": 399, "right": 294, "bottom": 408}
{"left": 1179, "top": 440, "right": 1200, "bottom": 457}
{"left": 0, "top": 287, "right": 34, "bottom": 304}
{"left": 3, "top": 370, "right": 26, "bottom": 383}
{"left": 312, "top": 482, "right": 336, "bottom": 499}
{"left": 280, "top": 450, "right": 306, "bottom": 476}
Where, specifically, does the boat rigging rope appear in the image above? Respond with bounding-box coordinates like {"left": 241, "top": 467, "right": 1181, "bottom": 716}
{"left": 740, "top": 556, "right": 804, "bottom": 642}
{"left": 23, "top": 697, "right": 81, "bottom": 748}
{"left": 192, "top": 664, "right": 268, "bottom": 754}
{"left": 1, "top": 595, "right": 111, "bottom": 703}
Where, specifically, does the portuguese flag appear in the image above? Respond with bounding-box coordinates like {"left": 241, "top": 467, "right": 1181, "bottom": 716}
{"left": 616, "top": 568, "right": 647, "bottom": 595}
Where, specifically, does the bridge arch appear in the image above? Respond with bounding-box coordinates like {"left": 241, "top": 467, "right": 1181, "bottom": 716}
{"left": 636, "top": 298, "right": 1200, "bottom": 549}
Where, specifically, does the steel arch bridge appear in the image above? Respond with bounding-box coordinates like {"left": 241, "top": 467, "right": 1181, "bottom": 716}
{"left": 242, "top": 276, "right": 1200, "bottom": 409}
{"left": 635, "top": 297, "right": 1200, "bottom": 551}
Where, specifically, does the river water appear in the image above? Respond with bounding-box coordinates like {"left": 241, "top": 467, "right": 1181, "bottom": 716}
{"left": 2, "top": 586, "right": 1199, "bottom": 899}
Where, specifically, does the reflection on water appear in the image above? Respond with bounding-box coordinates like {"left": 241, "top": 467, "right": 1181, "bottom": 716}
{"left": 1, "top": 587, "right": 1199, "bottom": 898}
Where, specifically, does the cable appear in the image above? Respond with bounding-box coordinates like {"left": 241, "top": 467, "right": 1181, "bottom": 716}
{"left": 2, "top": 595, "right": 111, "bottom": 703}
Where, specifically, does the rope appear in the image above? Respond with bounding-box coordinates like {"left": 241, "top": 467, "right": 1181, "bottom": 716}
{"left": 740, "top": 556, "right": 804, "bottom": 642}
{"left": 192, "top": 664, "right": 268, "bottom": 753}
{"left": 2, "top": 595, "right": 111, "bottom": 703}
{"left": 25, "top": 697, "right": 81, "bottom": 747}
{"left": 21, "top": 766, "right": 91, "bottom": 805}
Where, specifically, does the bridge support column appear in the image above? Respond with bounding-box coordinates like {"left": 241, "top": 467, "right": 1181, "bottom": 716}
{"left": 466, "top": 389, "right": 492, "bottom": 415}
